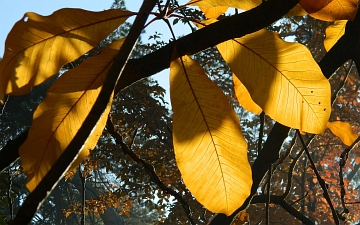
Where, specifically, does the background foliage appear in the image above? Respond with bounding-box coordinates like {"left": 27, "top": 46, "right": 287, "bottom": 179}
{"left": 1, "top": 0, "right": 360, "bottom": 224}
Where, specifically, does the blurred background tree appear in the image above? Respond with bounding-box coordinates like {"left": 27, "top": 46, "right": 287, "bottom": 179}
{"left": 1, "top": 1, "right": 360, "bottom": 224}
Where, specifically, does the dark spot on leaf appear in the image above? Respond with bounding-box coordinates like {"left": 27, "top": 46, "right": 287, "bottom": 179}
{"left": 311, "top": 91, "right": 313, "bottom": 93}
{"left": 324, "top": 108, "right": 326, "bottom": 111}
{"left": 318, "top": 102, "right": 321, "bottom": 104}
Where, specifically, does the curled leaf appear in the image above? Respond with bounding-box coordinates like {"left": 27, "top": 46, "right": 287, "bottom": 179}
{"left": 324, "top": 20, "right": 346, "bottom": 51}
{"left": 326, "top": 121, "right": 358, "bottom": 146}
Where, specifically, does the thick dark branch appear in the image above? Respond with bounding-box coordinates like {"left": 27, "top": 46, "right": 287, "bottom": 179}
{"left": 251, "top": 195, "right": 314, "bottom": 225}
{"left": 115, "top": 0, "right": 300, "bottom": 92}
{"left": 0, "top": 0, "right": 300, "bottom": 173}
{"left": 319, "top": 11, "right": 360, "bottom": 78}
{"left": 0, "top": 130, "right": 27, "bottom": 173}
{"left": 1, "top": 0, "right": 360, "bottom": 223}
{"left": 11, "top": 1, "right": 156, "bottom": 224}
{"left": 210, "top": 7, "right": 360, "bottom": 225}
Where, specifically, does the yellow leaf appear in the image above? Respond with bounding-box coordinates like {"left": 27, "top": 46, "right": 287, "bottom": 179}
{"left": 199, "top": 5, "right": 229, "bottom": 19}
{"left": 326, "top": 121, "right": 358, "bottom": 146}
{"left": 18, "top": 39, "right": 124, "bottom": 192}
{"left": 0, "top": 8, "right": 134, "bottom": 103}
{"left": 324, "top": 20, "right": 346, "bottom": 51}
{"left": 170, "top": 54, "right": 252, "bottom": 215}
{"left": 232, "top": 210, "right": 250, "bottom": 225}
{"left": 189, "top": 0, "right": 305, "bottom": 17}
{"left": 309, "top": 0, "right": 358, "bottom": 21}
{"left": 288, "top": 4, "right": 308, "bottom": 16}
{"left": 214, "top": 26, "right": 331, "bottom": 134}
{"left": 188, "top": 0, "right": 261, "bottom": 11}
{"left": 299, "top": 0, "right": 333, "bottom": 13}
{"left": 233, "top": 74, "right": 261, "bottom": 115}
{"left": 65, "top": 211, "right": 71, "bottom": 218}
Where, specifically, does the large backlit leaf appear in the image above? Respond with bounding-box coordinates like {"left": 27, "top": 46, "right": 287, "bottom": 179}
{"left": 0, "top": 8, "right": 133, "bottom": 103}
{"left": 309, "top": 0, "right": 358, "bottom": 21}
{"left": 170, "top": 54, "right": 252, "bottom": 215}
{"left": 215, "top": 27, "right": 331, "bottom": 134}
{"left": 327, "top": 121, "right": 358, "bottom": 146}
{"left": 188, "top": 0, "right": 261, "bottom": 11}
{"left": 324, "top": 20, "right": 346, "bottom": 51}
{"left": 299, "top": 0, "right": 332, "bottom": 13}
{"left": 199, "top": 5, "right": 229, "bottom": 19}
{"left": 189, "top": 0, "right": 306, "bottom": 16}
{"left": 288, "top": 4, "right": 308, "bottom": 16}
{"left": 18, "top": 39, "right": 124, "bottom": 192}
{"left": 233, "top": 74, "right": 262, "bottom": 115}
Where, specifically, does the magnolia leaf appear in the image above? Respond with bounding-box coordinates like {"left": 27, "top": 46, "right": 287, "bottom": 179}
{"left": 0, "top": 8, "right": 134, "bottom": 103}
{"left": 189, "top": 0, "right": 305, "bottom": 16}
{"left": 18, "top": 39, "right": 124, "bottom": 192}
{"left": 288, "top": 4, "right": 308, "bottom": 16}
{"left": 233, "top": 74, "right": 262, "bottom": 115}
{"left": 324, "top": 20, "right": 346, "bottom": 51}
{"left": 299, "top": 0, "right": 332, "bottom": 13}
{"left": 188, "top": 0, "right": 261, "bottom": 11}
{"left": 199, "top": 5, "right": 229, "bottom": 19}
{"left": 232, "top": 210, "right": 250, "bottom": 225}
{"left": 170, "top": 54, "right": 252, "bottom": 215}
{"left": 214, "top": 26, "right": 331, "bottom": 134}
{"left": 326, "top": 121, "right": 358, "bottom": 146}
{"left": 309, "top": 0, "right": 358, "bottom": 21}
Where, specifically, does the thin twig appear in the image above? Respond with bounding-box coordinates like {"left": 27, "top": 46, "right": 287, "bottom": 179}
{"left": 272, "top": 132, "right": 296, "bottom": 171}
{"left": 7, "top": 167, "right": 13, "bottom": 221}
{"left": 338, "top": 137, "right": 360, "bottom": 221}
{"left": 296, "top": 130, "right": 339, "bottom": 224}
{"left": 290, "top": 192, "right": 309, "bottom": 206}
{"left": 0, "top": 95, "right": 9, "bottom": 116}
{"left": 251, "top": 194, "right": 314, "bottom": 224}
{"left": 266, "top": 164, "right": 272, "bottom": 225}
{"left": 258, "top": 112, "right": 265, "bottom": 154}
{"left": 331, "top": 60, "right": 353, "bottom": 105}
{"left": 282, "top": 148, "right": 304, "bottom": 199}
{"left": 345, "top": 201, "right": 360, "bottom": 204}
{"left": 106, "top": 116, "right": 196, "bottom": 225}
{"left": 79, "top": 166, "right": 86, "bottom": 225}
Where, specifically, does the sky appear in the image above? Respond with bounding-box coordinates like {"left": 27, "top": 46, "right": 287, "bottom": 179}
{"left": 0, "top": 0, "right": 191, "bottom": 104}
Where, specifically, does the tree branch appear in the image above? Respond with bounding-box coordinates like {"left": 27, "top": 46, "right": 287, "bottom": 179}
{"left": 0, "top": 130, "right": 27, "bottom": 173}
{"left": 2, "top": 0, "right": 360, "bottom": 223}
{"left": 115, "top": 0, "right": 300, "bottom": 93}
{"left": 105, "top": 116, "right": 196, "bottom": 225}
{"left": 10, "top": 1, "right": 157, "bottom": 224}
{"left": 0, "top": 0, "right": 300, "bottom": 173}
{"left": 251, "top": 195, "right": 314, "bottom": 225}
{"left": 297, "top": 130, "right": 339, "bottom": 224}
